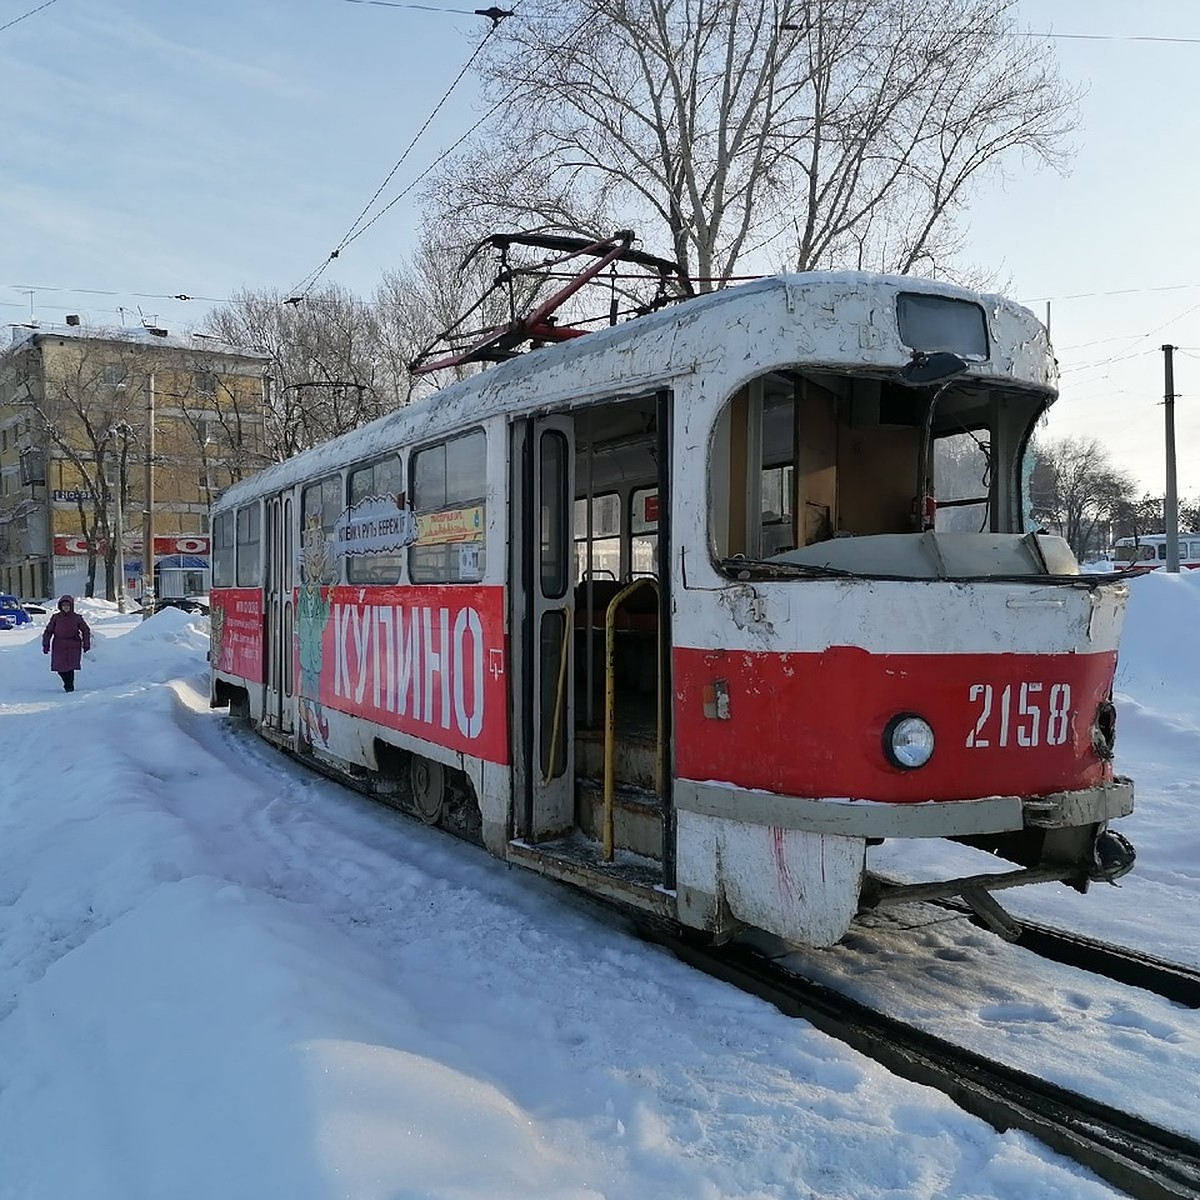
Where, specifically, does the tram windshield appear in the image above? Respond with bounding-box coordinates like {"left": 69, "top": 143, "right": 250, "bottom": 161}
{"left": 709, "top": 368, "right": 1054, "bottom": 580}
{"left": 1113, "top": 542, "right": 1160, "bottom": 564}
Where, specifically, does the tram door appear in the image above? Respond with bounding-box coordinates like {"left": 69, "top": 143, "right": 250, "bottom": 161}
{"left": 262, "top": 492, "right": 295, "bottom": 738}
{"left": 512, "top": 416, "right": 576, "bottom": 842}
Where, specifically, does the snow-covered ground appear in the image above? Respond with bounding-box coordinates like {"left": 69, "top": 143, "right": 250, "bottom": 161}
{"left": 1, "top": 575, "right": 1196, "bottom": 1199}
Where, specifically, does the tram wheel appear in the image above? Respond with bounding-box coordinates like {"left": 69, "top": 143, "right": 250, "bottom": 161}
{"left": 410, "top": 755, "right": 446, "bottom": 825}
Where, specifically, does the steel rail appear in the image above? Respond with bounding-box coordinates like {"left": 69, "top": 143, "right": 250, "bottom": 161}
{"left": 645, "top": 928, "right": 1200, "bottom": 1200}
{"left": 929, "top": 899, "right": 1200, "bottom": 1009}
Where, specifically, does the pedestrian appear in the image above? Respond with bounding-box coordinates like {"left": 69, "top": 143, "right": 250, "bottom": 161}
{"left": 42, "top": 595, "right": 91, "bottom": 692}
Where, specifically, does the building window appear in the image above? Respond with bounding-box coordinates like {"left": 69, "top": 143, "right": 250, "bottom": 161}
{"left": 102, "top": 363, "right": 127, "bottom": 388}
{"left": 195, "top": 371, "right": 218, "bottom": 399}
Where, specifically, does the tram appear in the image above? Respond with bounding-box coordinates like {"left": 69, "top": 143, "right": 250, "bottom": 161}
{"left": 209, "top": 271, "right": 1135, "bottom": 948}
{"left": 1111, "top": 533, "right": 1200, "bottom": 571}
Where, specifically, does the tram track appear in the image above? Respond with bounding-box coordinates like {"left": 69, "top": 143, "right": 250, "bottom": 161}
{"left": 635, "top": 923, "right": 1200, "bottom": 1200}
{"left": 207, "top": 705, "right": 1200, "bottom": 1197}
{"left": 931, "top": 898, "right": 1200, "bottom": 1009}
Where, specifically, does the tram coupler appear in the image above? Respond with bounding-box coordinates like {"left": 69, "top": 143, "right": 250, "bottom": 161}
{"left": 959, "top": 886, "right": 1022, "bottom": 942}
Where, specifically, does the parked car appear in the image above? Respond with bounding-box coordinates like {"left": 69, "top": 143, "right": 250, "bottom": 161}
{"left": 0, "top": 594, "right": 33, "bottom": 629}
{"left": 154, "top": 595, "right": 210, "bottom": 615}
{"left": 21, "top": 601, "right": 47, "bottom": 616}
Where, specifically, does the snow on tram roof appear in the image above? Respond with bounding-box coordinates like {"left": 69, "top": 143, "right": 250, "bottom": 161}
{"left": 216, "top": 271, "right": 1051, "bottom": 510}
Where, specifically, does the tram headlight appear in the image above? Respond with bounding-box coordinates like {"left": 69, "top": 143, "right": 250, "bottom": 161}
{"left": 883, "top": 714, "right": 935, "bottom": 770}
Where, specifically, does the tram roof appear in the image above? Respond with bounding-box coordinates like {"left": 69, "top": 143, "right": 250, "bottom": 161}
{"left": 217, "top": 271, "right": 1052, "bottom": 509}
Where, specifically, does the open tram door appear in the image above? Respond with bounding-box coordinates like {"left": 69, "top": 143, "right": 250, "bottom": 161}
{"left": 511, "top": 415, "right": 577, "bottom": 844}
{"left": 261, "top": 491, "right": 296, "bottom": 743}
{"left": 508, "top": 396, "right": 676, "bottom": 919}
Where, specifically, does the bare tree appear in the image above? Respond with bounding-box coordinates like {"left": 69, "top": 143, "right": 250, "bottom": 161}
{"left": 376, "top": 223, "right": 581, "bottom": 393}
{"left": 432, "top": 0, "right": 1077, "bottom": 287}
{"left": 12, "top": 338, "right": 149, "bottom": 599}
{"left": 1029, "top": 436, "right": 1136, "bottom": 561}
{"left": 372, "top": 230, "right": 503, "bottom": 402}
{"left": 202, "top": 284, "right": 394, "bottom": 459}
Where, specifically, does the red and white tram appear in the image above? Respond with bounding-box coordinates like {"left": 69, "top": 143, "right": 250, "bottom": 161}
{"left": 209, "top": 272, "right": 1135, "bottom": 947}
{"left": 1111, "top": 533, "right": 1200, "bottom": 571}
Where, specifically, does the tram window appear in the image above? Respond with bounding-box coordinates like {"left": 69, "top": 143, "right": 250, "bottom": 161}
{"left": 574, "top": 492, "right": 621, "bottom": 580}
{"left": 711, "top": 374, "right": 921, "bottom": 564}
{"left": 212, "top": 511, "right": 235, "bottom": 587}
{"left": 933, "top": 430, "right": 990, "bottom": 533}
{"left": 235, "top": 504, "right": 261, "bottom": 586}
{"left": 631, "top": 487, "right": 658, "bottom": 576}
{"left": 897, "top": 292, "right": 988, "bottom": 359}
{"left": 347, "top": 454, "right": 406, "bottom": 585}
{"left": 409, "top": 430, "right": 487, "bottom": 583}
{"left": 301, "top": 477, "right": 342, "bottom": 587}
{"left": 538, "top": 431, "right": 569, "bottom": 597}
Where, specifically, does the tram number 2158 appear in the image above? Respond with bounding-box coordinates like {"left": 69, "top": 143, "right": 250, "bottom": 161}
{"left": 965, "top": 682, "right": 1071, "bottom": 749}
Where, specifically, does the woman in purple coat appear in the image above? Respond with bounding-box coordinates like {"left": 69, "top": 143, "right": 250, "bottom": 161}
{"left": 42, "top": 595, "right": 91, "bottom": 692}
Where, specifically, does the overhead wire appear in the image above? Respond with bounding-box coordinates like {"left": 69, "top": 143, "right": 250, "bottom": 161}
{"left": 0, "top": 0, "right": 59, "bottom": 35}
{"left": 4, "top": 282, "right": 224, "bottom": 304}
{"left": 288, "top": 5, "right": 601, "bottom": 302}
{"left": 287, "top": 16, "right": 505, "bottom": 299}
{"left": 344, "top": 0, "right": 481, "bottom": 11}
{"left": 1022, "top": 31, "right": 1200, "bottom": 46}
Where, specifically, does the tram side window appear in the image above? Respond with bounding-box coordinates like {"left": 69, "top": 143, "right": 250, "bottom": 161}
{"left": 301, "top": 476, "right": 342, "bottom": 587}
{"left": 630, "top": 487, "right": 658, "bottom": 575}
{"left": 574, "top": 492, "right": 621, "bottom": 581}
{"left": 235, "top": 503, "right": 261, "bottom": 586}
{"left": 213, "top": 510, "right": 235, "bottom": 587}
{"left": 409, "top": 429, "right": 487, "bottom": 583}
{"left": 933, "top": 430, "right": 990, "bottom": 533}
{"left": 347, "top": 454, "right": 405, "bottom": 585}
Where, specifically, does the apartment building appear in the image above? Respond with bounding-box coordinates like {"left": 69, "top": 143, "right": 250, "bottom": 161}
{"left": 0, "top": 320, "right": 270, "bottom": 602}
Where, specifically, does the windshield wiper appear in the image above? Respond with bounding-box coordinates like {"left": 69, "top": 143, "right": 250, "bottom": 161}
{"left": 718, "top": 556, "right": 858, "bottom": 580}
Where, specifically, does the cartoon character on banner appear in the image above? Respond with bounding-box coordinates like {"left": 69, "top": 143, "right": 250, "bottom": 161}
{"left": 297, "top": 513, "right": 334, "bottom": 744}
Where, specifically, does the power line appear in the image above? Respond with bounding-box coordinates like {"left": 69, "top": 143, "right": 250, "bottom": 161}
{"left": 344, "top": 0, "right": 481, "bottom": 12}
{"left": 1024, "top": 283, "right": 1200, "bottom": 304}
{"left": 4, "top": 283, "right": 225, "bottom": 304}
{"left": 0, "top": 0, "right": 59, "bottom": 35}
{"left": 287, "top": 17, "right": 504, "bottom": 298}
{"left": 1023, "top": 31, "right": 1200, "bottom": 46}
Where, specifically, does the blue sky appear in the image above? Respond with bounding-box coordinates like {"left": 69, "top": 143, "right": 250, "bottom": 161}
{"left": 3, "top": 0, "right": 1200, "bottom": 498}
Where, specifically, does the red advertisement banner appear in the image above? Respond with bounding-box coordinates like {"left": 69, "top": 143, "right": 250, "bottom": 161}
{"left": 303, "top": 584, "right": 508, "bottom": 765}
{"left": 54, "top": 535, "right": 211, "bottom": 557}
{"left": 209, "top": 589, "right": 264, "bottom": 685}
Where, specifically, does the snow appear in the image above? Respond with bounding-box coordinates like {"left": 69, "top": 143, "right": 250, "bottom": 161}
{"left": 1, "top": 578, "right": 1196, "bottom": 1199}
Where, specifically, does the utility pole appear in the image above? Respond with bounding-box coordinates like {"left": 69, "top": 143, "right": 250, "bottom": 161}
{"left": 141, "top": 373, "right": 156, "bottom": 617}
{"left": 1162, "top": 345, "right": 1180, "bottom": 573}
{"left": 111, "top": 423, "right": 129, "bottom": 613}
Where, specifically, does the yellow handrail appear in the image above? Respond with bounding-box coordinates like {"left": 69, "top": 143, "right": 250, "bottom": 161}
{"left": 603, "top": 577, "right": 661, "bottom": 861}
